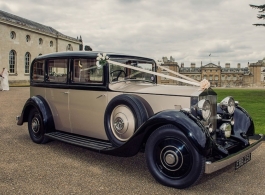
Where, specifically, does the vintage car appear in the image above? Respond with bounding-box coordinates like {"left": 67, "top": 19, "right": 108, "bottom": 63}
{"left": 17, "top": 51, "right": 263, "bottom": 189}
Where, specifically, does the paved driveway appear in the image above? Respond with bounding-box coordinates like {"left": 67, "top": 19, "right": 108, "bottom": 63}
{"left": 0, "top": 87, "right": 265, "bottom": 195}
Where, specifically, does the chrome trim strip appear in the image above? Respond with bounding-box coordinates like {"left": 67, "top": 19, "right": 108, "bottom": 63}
{"left": 205, "top": 134, "right": 264, "bottom": 174}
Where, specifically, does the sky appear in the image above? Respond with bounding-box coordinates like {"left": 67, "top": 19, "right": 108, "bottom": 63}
{"left": 1, "top": 0, "right": 265, "bottom": 67}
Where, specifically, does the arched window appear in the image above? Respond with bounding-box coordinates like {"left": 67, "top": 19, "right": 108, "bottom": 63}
{"left": 50, "top": 41, "right": 53, "bottom": 47}
{"left": 25, "top": 52, "right": 31, "bottom": 73}
{"left": 66, "top": 44, "right": 73, "bottom": 51}
{"left": 26, "top": 35, "right": 31, "bottom": 42}
{"left": 10, "top": 31, "right": 16, "bottom": 39}
{"left": 9, "top": 50, "right": 16, "bottom": 73}
{"left": 39, "top": 38, "right": 43, "bottom": 45}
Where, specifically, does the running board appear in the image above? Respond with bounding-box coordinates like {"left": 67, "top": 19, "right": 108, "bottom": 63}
{"left": 45, "top": 131, "right": 114, "bottom": 151}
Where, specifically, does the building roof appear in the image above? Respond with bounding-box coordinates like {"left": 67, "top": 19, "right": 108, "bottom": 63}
{"left": 202, "top": 63, "right": 221, "bottom": 68}
{"left": 0, "top": 10, "right": 80, "bottom": 42}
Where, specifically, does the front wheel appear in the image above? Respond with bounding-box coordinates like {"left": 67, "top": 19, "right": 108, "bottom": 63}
{"left": 28, "top": 108, "right": 49, "bottom": 144}
{"left": 145, "top": 125, "right": 205, "bottom": 189}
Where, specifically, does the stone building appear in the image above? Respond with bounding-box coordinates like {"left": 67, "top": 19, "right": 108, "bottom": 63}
{"left": 158, "top": 56, "right": 179, "bottom": 85}
{"left": 159, "top": 56, "right": 263, "bottom": 87}
{"left": 0, "top": 10, "right": 83, "bottom": 86}
{"left": 249, "top": 58, "right": 265, "bottom": 87}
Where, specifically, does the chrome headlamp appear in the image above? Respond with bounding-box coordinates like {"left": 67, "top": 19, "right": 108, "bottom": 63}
{"left": 219, "top": 96, "right": 235, "bottom": 115}
{"left": 196, "top": 99, "right": 211, "bottom": 121}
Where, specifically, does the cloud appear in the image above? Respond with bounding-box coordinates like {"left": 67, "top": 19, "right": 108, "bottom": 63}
{"left": 1, "top": 0, "right": 265, "bottom": 67}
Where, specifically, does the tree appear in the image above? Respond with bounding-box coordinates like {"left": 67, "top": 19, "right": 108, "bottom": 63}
{"left": 250, "top": 4, "right": 265, "bottom": 26}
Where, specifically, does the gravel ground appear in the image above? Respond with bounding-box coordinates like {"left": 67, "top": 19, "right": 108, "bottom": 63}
{"left": 0, "top": 87, "right": 265, "bottom": 195}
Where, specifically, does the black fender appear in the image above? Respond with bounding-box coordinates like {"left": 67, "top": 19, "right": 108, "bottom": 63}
{"left": 17, "top": 95, "right": 55, "bottom": 133}
{"left": 217, "top": 105, "right": 254, "bottom": 146}
{"left": 231, "top": 106, "right": 254, "bottom": 146}
{"left": 103, "top": 109, "right": 212, "bottom": 157}
{"left": 233, "top": 106, "right": 254, "bottom": 136}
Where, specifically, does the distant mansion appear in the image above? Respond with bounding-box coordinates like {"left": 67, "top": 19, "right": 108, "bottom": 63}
{"left": 158, "top": 56, "right": 265, "bottom": 87}
{"left": 1, "top": 9, "right": 264, "bottom": 87}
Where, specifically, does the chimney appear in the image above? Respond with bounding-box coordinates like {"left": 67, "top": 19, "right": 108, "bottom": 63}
{"left": 237, "top": 63, "right": 241, "bottom": 68}
{"left": 225, "top": 63, "right": 230, "bottom": 68}
{"left": 191, "top": 63, "right": 195, "bottom": 68}
{"left": 181, "top": 63, "right": 184, "bottom": 67}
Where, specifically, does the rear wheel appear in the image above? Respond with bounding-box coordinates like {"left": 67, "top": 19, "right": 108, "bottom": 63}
{"left": 145, "top": 125, "right": 205, "bottom": 189}
{"left": 28, "top": 108, "right": 49, "bottom": 144}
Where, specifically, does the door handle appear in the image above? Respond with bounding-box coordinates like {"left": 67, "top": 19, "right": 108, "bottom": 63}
{"left": 97, "top": 94, "right": 106, "bottom": 99}
{"left": 61, "top": 91, "right": 69, "bottom": 94}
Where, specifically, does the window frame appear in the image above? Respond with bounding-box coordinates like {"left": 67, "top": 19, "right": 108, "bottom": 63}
{"left": 31, "top": 60, "right": 45, "bottom": 82}
{"left": 70, "top": 58, "right": 104, "bottom": 85}
{"left": 46, "top": 58, "right": 69, "bottom": 84}
{"left": 10, "top": 31, "right": 16, "bottom": 39}
{"left": 9, "top": 50, "right": 16, "bottom": 73}
{"left": 26, "top": 35, "right": 31, "bottom": 42}
{"left": 25, "top": 52, "right": 31, "bottom": 74}
{"left": 39, "top": 38, "right": 43, "bottom": 45}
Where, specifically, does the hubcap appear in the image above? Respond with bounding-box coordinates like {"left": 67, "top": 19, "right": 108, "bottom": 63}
{"left": 31, "top": 117, "right": 40, "bottom": 134}
{"left": 155, "top": 138, "right": 192, "bottom": 178}
{"left": 114, "top": 117, "right": 124, "bottom": 131}
{"left": 164, "top": 151, "right": 178, "bottom": 166}
{"left": 110, "top": 105, "right": 135, "bottom": 141}
{"left": 160, "top": 146, "right": 183, "bottom": 171}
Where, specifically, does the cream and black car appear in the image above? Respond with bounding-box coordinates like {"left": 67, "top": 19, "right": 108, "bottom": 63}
{"left": 17, "top": 51, "right": 263, "bottom": 189}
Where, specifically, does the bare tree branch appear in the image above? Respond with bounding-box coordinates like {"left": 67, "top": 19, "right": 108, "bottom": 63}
{"left": 250, "top": 4, "right": 265, "bottom": 26}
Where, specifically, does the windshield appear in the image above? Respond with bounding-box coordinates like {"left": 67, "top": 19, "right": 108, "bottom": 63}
{"left": 109, "top": 59, "right": 156, "bottom": 83}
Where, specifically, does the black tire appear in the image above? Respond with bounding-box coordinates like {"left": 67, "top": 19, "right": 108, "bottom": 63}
{"left": 145, "top": 125, "right": 205, "bottom": 189}
{"left": 28, "top": 108, "right": 50, "bottom": 144}
{"left": 104, "top": 94, "right": 148, "bottom": 147}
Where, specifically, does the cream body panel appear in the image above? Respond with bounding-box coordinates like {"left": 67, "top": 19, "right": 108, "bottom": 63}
{"left": 45, "top": 88, "right": 72, "bottom": 132}
{"left": 69, "top": 89, "right": 108, "bottom": 140}
{"left": 109, "top": 82, "right": 201, "bottom": 97}
{"left": 30, "top": 86, "right": 46, "bottom": 98}
{"left": 108, "top": 83, "right": 198, "bottom": 114}
{"left": 107, "top": 92, "right": 190, "bottom": 114}
{"left": 136, "top": 94, "right": 190, "bottom": 113}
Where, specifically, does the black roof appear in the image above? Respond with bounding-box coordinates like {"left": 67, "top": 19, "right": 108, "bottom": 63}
{"left": 0, "top": 10, "right": 79, "bottom": 42}
{"left": 35, "top": 51, "right": 155, "bottom": 62}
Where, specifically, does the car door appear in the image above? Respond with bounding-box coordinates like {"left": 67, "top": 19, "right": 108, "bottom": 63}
{"left": 45, "top": 58, "right": 72, "bottom": 133}
{"left": 68, "top": 58, "right": 108, "bottom": 140}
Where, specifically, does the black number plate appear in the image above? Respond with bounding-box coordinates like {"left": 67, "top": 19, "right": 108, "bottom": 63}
{"left": 235, "top": 153, "right": 251, "bottom": 170}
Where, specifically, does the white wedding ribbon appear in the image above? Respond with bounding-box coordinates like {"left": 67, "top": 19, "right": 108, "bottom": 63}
{"left": 96, "top": 53, "right": 211, "bottom": 89}
{"left": 107, "top": 60, "right": 200, "bottom": 86}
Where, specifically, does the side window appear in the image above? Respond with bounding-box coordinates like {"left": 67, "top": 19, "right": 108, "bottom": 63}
{"left": 47, "top": 59, "right": 68, "bottom": 83}
{"left": 72, "top": 58, "right": 103, "bottom": 84}
{"left": 32, "top": 60, "right": 45, "bottom": 82}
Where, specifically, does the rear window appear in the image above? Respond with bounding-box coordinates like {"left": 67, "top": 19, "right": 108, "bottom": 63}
{"left": 32, "top": 60, "right": 45, "bottom": 82}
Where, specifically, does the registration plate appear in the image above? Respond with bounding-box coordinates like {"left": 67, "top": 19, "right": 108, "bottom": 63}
{"left": 235, "top": 153, "right": 251, "bottom": 170}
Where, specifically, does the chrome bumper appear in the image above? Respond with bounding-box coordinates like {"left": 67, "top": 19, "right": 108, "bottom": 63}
{"left": 205, "top": 134, "right": 264, "bottom": 174}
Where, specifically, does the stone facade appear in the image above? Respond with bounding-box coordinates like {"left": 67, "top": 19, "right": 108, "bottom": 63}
{"left": 159, "top": 56, "right": 265, "bottom": 87}
{"left": 249, "top": 58, "right": 265, "bottom": 87}
{"left": 0, "top": 10, "right": 82, "bottom": 86}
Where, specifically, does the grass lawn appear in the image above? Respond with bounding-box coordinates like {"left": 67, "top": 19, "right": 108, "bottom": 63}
{"left": 214, "top": 88, "right": 265, "bottom": 135}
